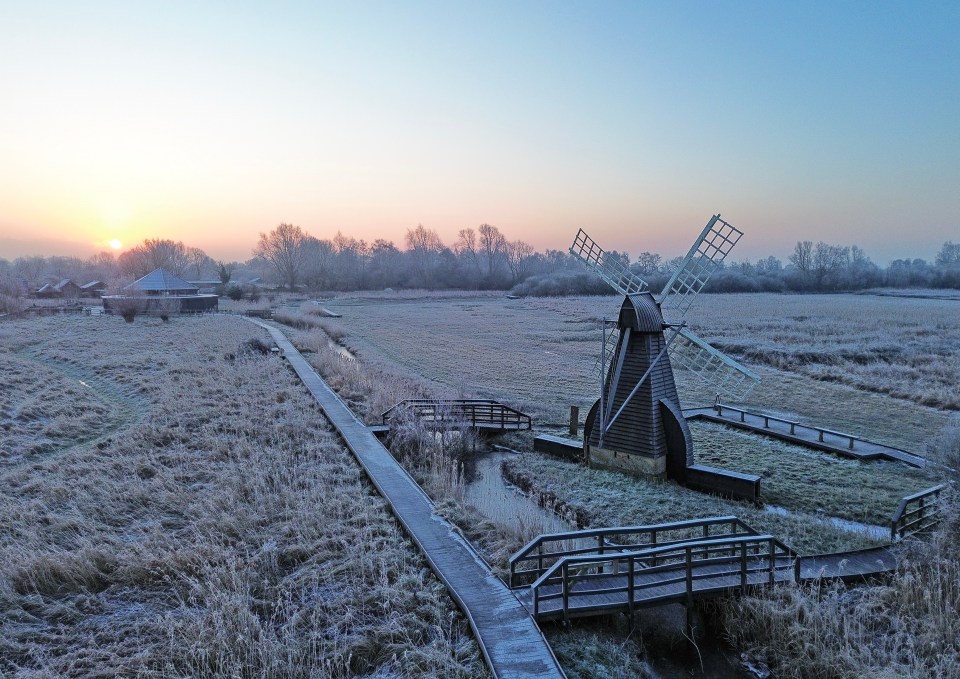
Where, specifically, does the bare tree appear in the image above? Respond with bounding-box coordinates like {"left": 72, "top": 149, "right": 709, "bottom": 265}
{"left": 187, "top": 247, "right": 212, "bottom": 278}
{"left": 936, "top": 241, "right": 960, "bottom": 268}
{"left": 477, "top": 223, "right": 506, "bottom": 277}
{"left": 789, "top": 240, "right": 814, "bottom": 280}
{"left": 633, "top": 251, "right": 663, "bottom": 277}
{"left": 301, "top": 237, "right": 334, "bottom": 289}
{"left": 405, "top": 224, "right": 444, "bottom": 287}
{"left": 254, "top": 223, "right": 307, "bottom": 290}
{"left": 505, "top": 240, "right": 534, "bottom": 285}
{"left": 118, "top": 239, "right": 191, "bottom": 277}
{"left": 455, "top": 228, "right": 481, "bottom": 277}
{"left": 14, "top": 256, "right": 46, "bottom": 286}
{"left": 812, "top": 242, "right": 849, "bottom": 289}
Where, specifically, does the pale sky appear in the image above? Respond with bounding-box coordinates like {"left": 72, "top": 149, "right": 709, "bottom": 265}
{"left": 1, "top": 1, "right": 957, "bottom": 264}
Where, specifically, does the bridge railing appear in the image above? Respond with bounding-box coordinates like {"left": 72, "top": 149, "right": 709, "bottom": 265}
{"left": 382, "top": 399, "right": 532, "bottom": 430}
{"left": 714, "top": 403, "right": 867, "bottom": 450}
{"left": 509, "top": 515, "right": 759, "bottom": 588}
{"left": 530, "top": 534, "right": 800, "bottom": 622}
{"left": 891, "top": 484, "right": 947, "bottom": 542}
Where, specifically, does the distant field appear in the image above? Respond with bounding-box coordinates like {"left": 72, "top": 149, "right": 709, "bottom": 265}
{"left": 324, "top": 291, "right": 953, "bottom": 537}
{"left": 326, "top": 291, "right": 958, "bottom": 447}
{"left": 0, "top": 315, "right": 484, "bottom": 678}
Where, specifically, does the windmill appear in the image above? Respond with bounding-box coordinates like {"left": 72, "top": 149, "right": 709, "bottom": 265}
{"left": 570, "top": 215, "right": 759, "bottom": 482}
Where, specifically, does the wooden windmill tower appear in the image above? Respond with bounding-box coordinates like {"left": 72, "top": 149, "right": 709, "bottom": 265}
{"left": 570, "top": 215, "right": 759, "bottom": 482}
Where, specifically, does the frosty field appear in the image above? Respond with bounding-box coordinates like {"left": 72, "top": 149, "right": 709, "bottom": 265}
{"left": 0, "top": 314, "right": 484, "bottom": 678}
{"left": 2, "top": 291, "right": 957, "bottom": 678}
{"left": 323, "top": 292, "right": 953, "bottom": 528}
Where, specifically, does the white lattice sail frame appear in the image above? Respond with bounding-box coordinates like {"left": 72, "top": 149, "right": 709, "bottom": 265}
{"left": 570, "top": 228, "right": 648, "bottom": 296}
{"left": 658, "top": 215, "right": 742, "bottom": 318}
{"left": 667, "top": 327, "right": 759, "bottom": 401}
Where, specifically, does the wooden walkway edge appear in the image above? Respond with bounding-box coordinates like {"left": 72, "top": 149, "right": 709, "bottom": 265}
{"left": 248, "top": 320, "right": 566, "bottom": 679}
{"left": 684, "top": 406, "right": 925, "bottom": 467}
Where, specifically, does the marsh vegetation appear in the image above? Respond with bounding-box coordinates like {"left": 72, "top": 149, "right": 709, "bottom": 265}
{"left": 312, "top": 291, "right": 958, "bottom": 677}
{"left": 0, "top": 315, "right": 485, "bottom": 677}
{"left": 3, "top": 290, "right": 957, "bottom": 678}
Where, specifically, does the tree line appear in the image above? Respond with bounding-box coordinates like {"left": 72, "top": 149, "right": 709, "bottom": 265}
{"left": 2, "top": 224, "right": 959, "bottom": 304}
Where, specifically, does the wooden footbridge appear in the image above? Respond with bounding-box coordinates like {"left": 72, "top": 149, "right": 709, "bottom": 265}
{"left": 382, "top": 399, "right": 532, "bottom": 432}
{"left": 247, "top": 317, "right": 945, "bottom": 670}
{"left": 249, "top": 320, "right": 565, "bottom": 679}
{"left": 684, "top": 402, "right": 926, "bottom": 467}
{"left": 508, "top": 516, "right": 900, "bottom": 625}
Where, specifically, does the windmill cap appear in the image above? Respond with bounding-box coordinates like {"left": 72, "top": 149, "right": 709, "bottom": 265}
{"left": 620, "top": 293, "right": 665, "bottom": 332}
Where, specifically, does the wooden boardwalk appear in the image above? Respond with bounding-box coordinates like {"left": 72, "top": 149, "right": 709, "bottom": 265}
{"left": 382, "top": 399, "right": 532, "bottom": 433}
{"left": 248, "top": 320, "right": 566, "bottom": 679}
{"left": 515, "top": 548, "right": 896, "bottom": 621}
{"left": 508, "top": 518, "right": 898, "bottom": 623}
{"left": 684, "top": 405, "right": 925, "bottom": 467}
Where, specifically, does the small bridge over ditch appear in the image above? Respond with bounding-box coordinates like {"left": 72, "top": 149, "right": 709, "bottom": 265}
{"left": 382, "top": 399, "right": 532, "bottom": 433}
{"left": 507, "top": 515, "right": 914, "bottom": 626}
{"left": 684, "top": 402, "right": 926, "bottom": 468}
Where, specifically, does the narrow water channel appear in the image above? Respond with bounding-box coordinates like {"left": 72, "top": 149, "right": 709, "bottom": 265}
{"left": 461, "top": 449, "right": 756, "bottom": 679}
{"left": 765, "top": 504, "right": 889, "bottom": 542}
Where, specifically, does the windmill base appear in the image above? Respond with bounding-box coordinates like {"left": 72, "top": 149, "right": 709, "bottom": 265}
{"left": 586, "top": 445, "right": 666, "bottom": 480}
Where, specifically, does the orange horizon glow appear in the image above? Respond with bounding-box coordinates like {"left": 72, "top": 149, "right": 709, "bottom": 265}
{"left": 0, "top": 3, "right": 957, "bottom": 266}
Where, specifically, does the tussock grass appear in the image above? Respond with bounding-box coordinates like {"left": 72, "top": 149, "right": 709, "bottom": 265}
{"left": 269, "top": 293, "right": 957, "bottom": 676}
{"left": 720, "top": 513, "right": 960, "bottom": 678}
{"left": 502, "top": 454, "right": 880, "bottom": 554}
{"left": 0, "top": 315, "right": 485, "bottom": 677}
{"left": 715, "top": 427, "right": 960, "bottom": 678}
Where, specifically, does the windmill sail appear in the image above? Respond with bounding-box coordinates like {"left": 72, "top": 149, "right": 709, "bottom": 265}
{"left": 658, "top": 215, "right": 742, "bottom": 319}
{"left": 570, "top": 228, "right": 648, "bottom": 296}
{"left": 593, "top": 323, "right": 619, "bottom": 378}
{"left": 668, "top": 327, "right": 759, "bottom": 400}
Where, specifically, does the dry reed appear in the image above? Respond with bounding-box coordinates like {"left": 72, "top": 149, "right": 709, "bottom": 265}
{"left": 0, "top": 314, "right": 486, "bottom": 678}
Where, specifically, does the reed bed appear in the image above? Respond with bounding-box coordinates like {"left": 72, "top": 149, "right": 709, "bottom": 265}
{"left": 0, "top": 314, "right": 485, "bottom": 678}
{"left": 307, "top": 291, "right": 959, "bottom": 677}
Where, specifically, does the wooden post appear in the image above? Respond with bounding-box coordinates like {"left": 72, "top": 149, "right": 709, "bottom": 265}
{"left": 685, "top": 547, "right": 694, "bottom": 640}
{"left": 569, "top": 405, "right": 579, "bottom": 436}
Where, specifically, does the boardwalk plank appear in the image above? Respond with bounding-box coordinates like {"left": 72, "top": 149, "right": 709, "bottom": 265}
{"left": 684, "top": 407, "right": 925, "bottom": 467}
{"left": 250, "top": 320, "right": 565, "bottom": 679}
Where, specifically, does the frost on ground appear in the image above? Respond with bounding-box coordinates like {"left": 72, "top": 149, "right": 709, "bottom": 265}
{"left": 0, "top": 315, "right": 486, "bottom": 678}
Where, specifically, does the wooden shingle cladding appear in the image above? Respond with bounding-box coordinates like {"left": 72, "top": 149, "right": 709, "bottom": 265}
{"left": 585, "top": 292, "right": 693, "bottom": 480}
{"left": 589, "top": 331, "right": 680, "bottom": 460}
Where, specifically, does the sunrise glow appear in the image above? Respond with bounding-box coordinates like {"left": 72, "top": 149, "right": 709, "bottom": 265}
{"left": 0, "top": 2, "right": 957, "bottom": 263}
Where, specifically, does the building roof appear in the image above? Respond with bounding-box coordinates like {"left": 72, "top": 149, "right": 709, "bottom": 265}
{"left": 36, "top": 283, "right": 53, "bottom": 293}
{"left": 125, "top": 268, "right": 199, "bottom": 293}
{"left": 81, "top": 280, "right": 105, "bottom": 289}
{"left": 54, "top": 279, "right": 79, "bottom": 291}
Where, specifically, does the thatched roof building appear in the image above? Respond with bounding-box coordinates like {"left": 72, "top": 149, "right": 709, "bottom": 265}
{"left": 125, "top": 269, "right": 199, "bottom": 295}
{"left": 103, "top": 268, "right": 218, "bottom": 314}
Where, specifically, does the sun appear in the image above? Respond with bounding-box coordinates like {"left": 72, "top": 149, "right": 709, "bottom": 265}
{"left": 108, "top": 239, "right": 123, "bottom": 250}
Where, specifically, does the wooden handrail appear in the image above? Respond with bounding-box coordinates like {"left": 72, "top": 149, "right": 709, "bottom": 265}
{"left": 510, "top": 516, "right": 760, "bottom": 588}
{"left": 530, "top": 534, "right": 800, "bottom": 619}
{"left": 714, "top": 403, "right": 866, "bottom": 447}
{"left": 381, "top": 399, "right": 531, "bottom": 429}
{"left": 890, "top": 484, "right": 947, "bottom": 541}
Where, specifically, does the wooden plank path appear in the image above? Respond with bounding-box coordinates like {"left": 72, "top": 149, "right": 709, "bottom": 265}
{"left": 508, "top": 518, "right": 898, "bottom": 623}
{"left": 514, "top": 547, "right": 897, "bottom": 621}
{"left": 684, "top": 405, "right": 925, "bottom": 467}
{"left": 248, "top": 320, "right": 566, "bottom": 679}
{"left": 515, "top": 556, "right": 799, "bottom": 620}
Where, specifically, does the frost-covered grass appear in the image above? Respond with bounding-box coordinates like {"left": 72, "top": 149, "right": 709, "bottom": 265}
{"left": 320, "top": 292, "right": 948, "bottom": 528}
{"left": 0, "top": 314, "right": 485, "bottom": 678}
{"left": 315, "top": 291, "right": 960, "bottom": 677}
